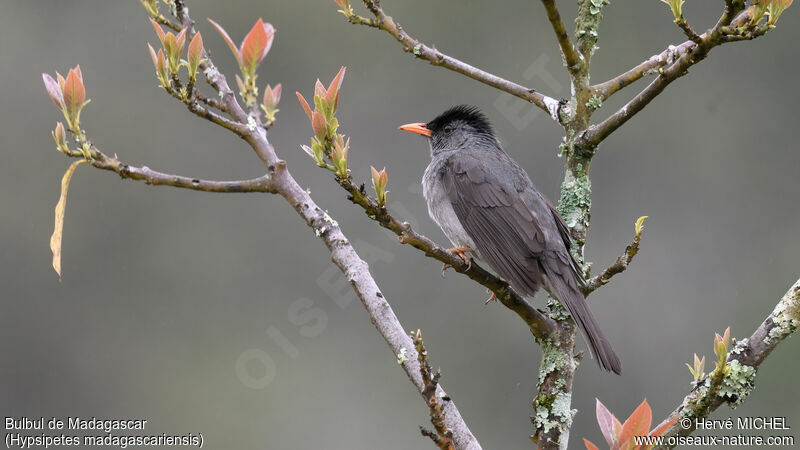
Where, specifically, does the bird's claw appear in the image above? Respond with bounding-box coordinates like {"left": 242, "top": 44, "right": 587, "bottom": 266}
{"left": 441, "top": 246, "right": 473, "bottom": 277}
{"left": 448, "top": 245, "right": 472, "bottom": 268}
{"left": 484, "top": 289, "right": 498, "bottom": 305}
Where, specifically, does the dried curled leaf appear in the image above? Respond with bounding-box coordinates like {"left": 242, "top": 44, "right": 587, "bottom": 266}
{"left": 50, "top": 159, "right": 87, "bottom": 281}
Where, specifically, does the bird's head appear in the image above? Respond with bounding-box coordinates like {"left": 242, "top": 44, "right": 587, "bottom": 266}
{"left": 399, "top": 105, "right": 496, "bottom": 157}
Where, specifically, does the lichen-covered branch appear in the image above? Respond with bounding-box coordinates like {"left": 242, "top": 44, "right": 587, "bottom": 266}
{"left": 654, "top": 278, "right": 800, "bottom": 445}
{"left": 345, "top": 0, "right": 564, "bottom": 121}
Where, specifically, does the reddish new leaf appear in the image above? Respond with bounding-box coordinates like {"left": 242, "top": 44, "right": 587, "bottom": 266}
{"left": 296, "top": 92, "right": 312, "bottom": 120}
{"left": 208, "top": 18, "right": 242, "bottom": 65}
{"left": 311, "top": 110, "right": 327, "bottom": 138}
{"left": 583, "top": 438, "right": 600, "bottom": 450}
{"left": 263, "top": 83, "right": 281, "bottom": 110}
{"left": 42, "top": 73, "right": 64, "bottom": 109}
{"left": 62, "top": 67, "right": 86, "bottom": 117}
{"left": 260, "top": 22, "right": 276, "bottom": 64}
{"left": 325, "top": 66, "right": 346, "bottom": 111}
{"left": 175, "top": 28, "right": 188, "bottom": 52}
{"left": 618, "top": 399, "right": 653, "bottom": 449}
{"left": 56, "top": 71, "right": 66, "bottom": 92}
{"left": 240, "top": 18, "right": 269, "bottom": 72}
{"left": 649, "top": 415, "right": 678, "bottom": 438}
{"left": 596, "top": 398, "right": 618, "bottom": 448}
{"left": 314, "top": 79, "right": 327, "bottom": 99}
{"left": 149, "top": 18, "right": 166, "bottom": 45}
{"left": 187, "top": 32, "right": 204, "bottom": 71}
{"left": 147, "top": 43, "right": 159, "bottom": 67}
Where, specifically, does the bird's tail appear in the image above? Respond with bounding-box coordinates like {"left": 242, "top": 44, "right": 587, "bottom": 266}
{"left": 542, "top": 263, "right": 622, "bottom": 374}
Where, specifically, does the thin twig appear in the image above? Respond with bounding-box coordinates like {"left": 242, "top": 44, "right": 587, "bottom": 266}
{"left": 590, "top": 41, "right": 694, "bottom": 102}
{"left": 85, "top": 151, "right": 277, "bottom": 193}
{"left": 583, "top": 217, "right": 647, "bottom": 295}
{"left": 540, "top": 0, "right": 582, "bottom": 77}
{"left": 675, "top": 17, "right": 702, "bottom": 44}
{"left": 350, "top": 0, "right": 564, "bottom": 121}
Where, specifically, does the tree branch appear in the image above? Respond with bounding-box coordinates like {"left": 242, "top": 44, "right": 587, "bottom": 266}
{"left": 580, "top": 37, "right": 707, "bottom": 148}
{"left": 583, "top": 217, "right": 647, "bottom": 295}
{"left": 674, "top": 17, "right": 702, "bottom": 44}
{"left": 655, "top": 278, "right": 800, "bottom": 445}
{"left": 413, "top": 330, "right": 456, "bottom": 450}
{"left": 590, "top": 41, "right": 693, "bottom": 103}
{"left": 348, "top": 0, "right": 564, "bottom": 121}
{"left": 85, "top": 150, "right": 277, "bottom": 193}
{"left": 582, "top": 8, "right": 772, "bottom": 148}
{"left": 539, "top": 0, "right": 582, "bottom": 78}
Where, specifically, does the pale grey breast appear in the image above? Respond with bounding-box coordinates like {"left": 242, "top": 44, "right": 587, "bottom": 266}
{"left": 422, "top": 156, "right": 478, "bottom": 256}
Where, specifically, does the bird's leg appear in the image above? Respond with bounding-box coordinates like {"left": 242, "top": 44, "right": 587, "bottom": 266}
{"left": 441, "top": 245, "right": 473, "bottom": 277}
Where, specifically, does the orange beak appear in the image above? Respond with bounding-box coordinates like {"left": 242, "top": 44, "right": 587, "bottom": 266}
{"left": 398, "top": 122, "right": 432, "bottom": 137}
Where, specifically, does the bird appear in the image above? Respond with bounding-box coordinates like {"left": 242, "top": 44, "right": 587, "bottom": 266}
{"left": 399, "top": 105, "right": 621, "bottom": 374}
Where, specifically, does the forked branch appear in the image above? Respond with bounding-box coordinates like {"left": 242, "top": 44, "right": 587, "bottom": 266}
{"left": 583, "top": 7, "right": 773, "bottom": 148}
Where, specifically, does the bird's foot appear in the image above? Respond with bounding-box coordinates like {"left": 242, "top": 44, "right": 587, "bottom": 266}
{"left": 484, "top": 289, "right": 498, "bottom": 305}
{"left": 448, "top": 245, "right": 473, "bottom": 267}
{"left": 441, "top": 246, "right": 473, "bottom": 277}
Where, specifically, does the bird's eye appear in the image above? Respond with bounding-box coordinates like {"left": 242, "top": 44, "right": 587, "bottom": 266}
{"left": 443, "top": 126, "right": 453, "bottom": 134}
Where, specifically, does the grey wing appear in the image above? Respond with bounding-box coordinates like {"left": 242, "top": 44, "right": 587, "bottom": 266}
{"left": 543, "top": 199, "right": 585, "bottom": 288}
{"left": 440, "top": 154, "right": 551, "bottom": 297}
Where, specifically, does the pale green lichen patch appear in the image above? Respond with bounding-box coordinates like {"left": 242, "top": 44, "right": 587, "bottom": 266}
{"left": 575, "top": 0, "right": 610, "bottom": 55}
{"left": 533, "top": 392, "right": 575, "bottom": 433}
{"left": 538, "top": 341, "right": 568, "bottom": 385}
{"left": 731, "top": 338, "right": 748, "bottom": 354}
{"left": 533, "top": 406, "right": 558, "bottom": 433}
{"left": 557, "top": 173, "right": 592, "bottom": 229}
{"left": 546, "top": 297, "right": 571, "bottom": 321}
{"left": 719, "top": 360, "right": 756, "bottom": 407}
{"left": 766, "top": 287, "right": 800, "bottom": 346}
{"left": 551, "top": 393, "right": 577, "bottom": 426}
{"left": 586, "top": 95, "right": 603, "bottom": 110}
{"left": 534, "top": 341, "right": 576, "bottom": 436}
{"left": 396, "top": 347, "right": 408, "bottom": 364}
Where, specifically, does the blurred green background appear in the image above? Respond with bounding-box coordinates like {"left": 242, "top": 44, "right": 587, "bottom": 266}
{"left": 2, "top": 1, "right": 798, "bottom": 448}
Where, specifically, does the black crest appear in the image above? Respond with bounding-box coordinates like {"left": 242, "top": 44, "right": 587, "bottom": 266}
{"left": 426, "top": 105, "right": 494, "bottom": 136}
